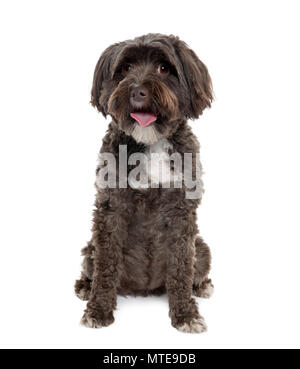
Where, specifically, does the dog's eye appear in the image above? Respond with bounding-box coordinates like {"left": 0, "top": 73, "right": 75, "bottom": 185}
{"left": 121, "top": 64, "right": 132, "bottom": 76}
{"left": 157, "top": 63, "right": 170, "bottom": 76}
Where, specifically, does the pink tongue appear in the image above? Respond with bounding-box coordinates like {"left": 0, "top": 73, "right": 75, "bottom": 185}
{"left": 130, "top": 112, "right": 157, "bottom": 127}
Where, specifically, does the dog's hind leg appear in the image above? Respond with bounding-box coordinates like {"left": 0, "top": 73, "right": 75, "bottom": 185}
{"left": 193, "top": 236, "right": 214, "bottom": 298}
{"left": 74, "top": 242, "right": 94, "bottom": 301}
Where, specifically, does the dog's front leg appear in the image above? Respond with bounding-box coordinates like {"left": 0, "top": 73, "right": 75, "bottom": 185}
{"left": 81, "top": 195, "right": 123, "bottom": 328}
{"left": 166, "top": 218, "right": 207, "bottom": 334}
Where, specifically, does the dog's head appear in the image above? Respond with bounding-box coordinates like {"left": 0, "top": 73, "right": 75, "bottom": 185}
{"left": 91, "top": 34, "right": 213, "bottom": 145}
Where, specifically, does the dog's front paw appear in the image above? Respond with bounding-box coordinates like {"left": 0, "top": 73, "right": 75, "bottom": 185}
{"left": 75, "top": 278, "right": 91, "bottom": 301}
{"left": 81, "top": 308, "right": 114, "bottom": 329}
{"left": 176, "top": 316, "right": 207, "bottom": 334}
{"left": 170, "top": 302, "right": 207, "bottom": 334}
{"left": 193, "top": 278, "right": 214, "bottom": 299}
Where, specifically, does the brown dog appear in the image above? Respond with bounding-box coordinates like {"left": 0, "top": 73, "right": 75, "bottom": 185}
{"left": 75, "top": 34, "right": 213, "bottom": 333}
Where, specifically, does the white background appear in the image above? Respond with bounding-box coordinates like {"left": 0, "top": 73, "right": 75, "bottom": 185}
{"left": 0, "top": 0, "right": 300, "bottom": 349}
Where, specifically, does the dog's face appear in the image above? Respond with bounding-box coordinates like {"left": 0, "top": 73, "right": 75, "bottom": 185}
{"left": 91, "top": 34, "right": 213, "bottom": 145}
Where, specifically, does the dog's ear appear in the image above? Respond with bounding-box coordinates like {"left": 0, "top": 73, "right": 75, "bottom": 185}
{"left": 91, "top": 43, "right": 122, "bottom": 116}
{"left": 175, "top": 39, "right": 213, "bottom": 119}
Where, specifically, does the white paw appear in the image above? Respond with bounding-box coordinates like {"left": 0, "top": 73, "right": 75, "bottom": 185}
{"left": 177, "top": 317, "right": 207, "bottom": 334}
{"left": 201, "top": 280, "right": 214, "bottom": 298}
{"left": 79, "top": 290, "right": 86, "bottom": 300}
{"left": 81, "top": 313, "right": 103, "bottom": 329}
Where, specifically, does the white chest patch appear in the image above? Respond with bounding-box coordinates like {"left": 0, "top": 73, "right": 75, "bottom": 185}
{"left": 131, "top": 124, "right": 161, "bottom": 146}
{"left": 128, "top": 138, "right": 182, "bottom": 189}
{"left": 144, "top": 139, "right": 174, "bottom": 185}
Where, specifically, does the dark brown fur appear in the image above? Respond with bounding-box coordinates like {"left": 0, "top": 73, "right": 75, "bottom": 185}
{"left": 75, "top": 34, "right": 213, "bottom": 332}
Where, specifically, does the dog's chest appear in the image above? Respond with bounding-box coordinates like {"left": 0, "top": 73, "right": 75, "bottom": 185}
{"left": 128, "top": 138, "right": 180, "bottom": 189}
{"left": 144, "top": 138, "right": 173, "bottom": 184}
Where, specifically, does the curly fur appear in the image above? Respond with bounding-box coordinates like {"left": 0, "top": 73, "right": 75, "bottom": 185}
{"left": 75, "top": 33, "right": 213, "bottom": 333}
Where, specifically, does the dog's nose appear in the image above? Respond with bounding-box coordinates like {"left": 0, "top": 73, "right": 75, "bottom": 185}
{"left": 130, "top": 85, "right": 149, "bottom": 105}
